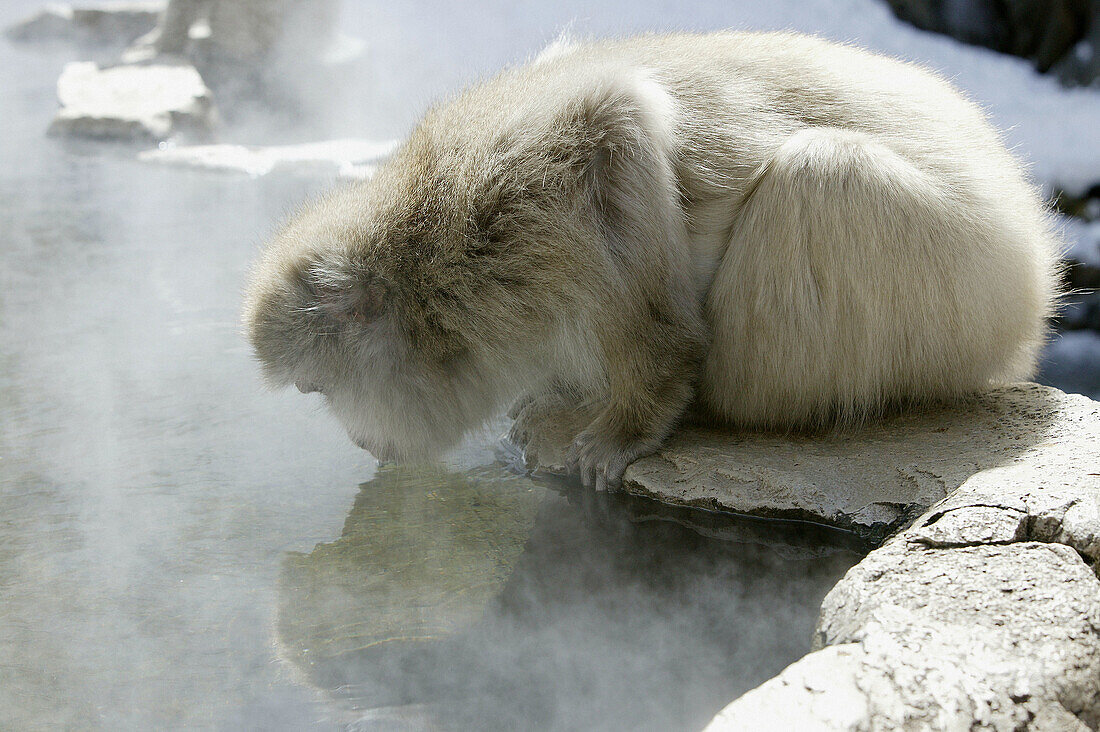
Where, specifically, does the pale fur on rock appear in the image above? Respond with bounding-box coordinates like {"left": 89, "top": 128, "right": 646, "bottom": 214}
{"left": 243, "top": 32, "right": 1061, "bottom": 491}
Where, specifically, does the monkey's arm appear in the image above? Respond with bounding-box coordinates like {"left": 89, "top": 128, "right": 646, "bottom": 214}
{"left": 566, "top": 306, "right": 703, "bottom": 490}
{"left": 550, "top": 70, "right": 706, "bottom": 489}
{"left": 508, "top": 321, "right": 700, "bottom": 490}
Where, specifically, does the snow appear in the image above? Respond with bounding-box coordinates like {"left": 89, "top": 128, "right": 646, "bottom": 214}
{"left": 138, "top": 138, "right": 400, "bottom": 178}
{"left": 49, "top": 61, "right": 214, "bottom": 141}
{"left": 344, "top": 0, "right": 1100, "bottom": 194}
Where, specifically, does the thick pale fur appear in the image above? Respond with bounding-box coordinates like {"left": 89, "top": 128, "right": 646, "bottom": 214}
{"left": 243, "top": 32, "right": 1061, "bottom": 491}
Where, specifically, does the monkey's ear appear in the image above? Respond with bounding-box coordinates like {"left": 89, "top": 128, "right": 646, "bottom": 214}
{"left": 303, "top": 263, "right": 390, "bottom": 324}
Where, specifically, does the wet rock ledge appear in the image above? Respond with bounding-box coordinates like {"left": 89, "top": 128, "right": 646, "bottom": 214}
{"left": 530, "top": 383, "right": 1092, "bottom": 543}
{"left": 690, "top": 383, "right": 1099, "bottom": 730}
{"left": 527, "top": 382, "right": 1100, "bottom": 728}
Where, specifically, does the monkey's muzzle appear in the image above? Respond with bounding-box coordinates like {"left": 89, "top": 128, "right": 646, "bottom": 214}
{"left": 295, "top": 379, "right": 321, "bottom": 394}
{"left": 348, "top": 430, "right": 397, "bottom": 463}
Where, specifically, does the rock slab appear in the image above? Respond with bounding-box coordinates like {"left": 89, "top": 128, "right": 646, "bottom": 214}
{"left": 706, "top": 384, "right": 1100, "bottom": 730}
{"left": 48, "top": 61, "right": 216, "bottom": 142}
{"left": 528, "top": 383, "right": 1083, "bottom": 541}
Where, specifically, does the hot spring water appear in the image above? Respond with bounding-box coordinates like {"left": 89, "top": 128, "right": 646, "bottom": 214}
{"left": 2, "top": 1, "right": 1094, "bottom": 728}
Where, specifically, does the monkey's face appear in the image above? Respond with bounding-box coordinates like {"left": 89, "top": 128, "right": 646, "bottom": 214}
{"left": 316, "top": 350, "right": 500, "bottom": 464}
{"left": 243, "top": 221, "right": 503, "bottom": 464}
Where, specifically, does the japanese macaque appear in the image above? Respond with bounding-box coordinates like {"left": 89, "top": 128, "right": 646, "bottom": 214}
{"left": 243, "top": 32, "right": 1060, "bottom": 490}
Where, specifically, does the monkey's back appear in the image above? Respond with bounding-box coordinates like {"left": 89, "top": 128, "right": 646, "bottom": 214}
{"left": 494, "top": 33, "right": 1062, "bottom": 426}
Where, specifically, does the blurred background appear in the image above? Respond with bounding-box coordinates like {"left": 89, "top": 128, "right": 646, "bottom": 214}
{"left": 1, "top": 1, "right": 1097, "bottom": 730}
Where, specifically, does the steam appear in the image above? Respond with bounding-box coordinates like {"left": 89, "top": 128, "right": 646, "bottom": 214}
{"left": 27, "top": 0, "right": 1095, "bottom": 729}
{"left": 276, "top": 462, "right": 859, "bottom": 730}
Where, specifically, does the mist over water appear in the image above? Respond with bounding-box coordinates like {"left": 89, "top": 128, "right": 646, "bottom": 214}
{"left": 2, "top": 0, "right": 1096, "bottom": 729}
{"left": 276, "top": 465, "right": 858, "bottom": 730}
{"left": 0, "top": 7, "right": 858, "bottom": 728}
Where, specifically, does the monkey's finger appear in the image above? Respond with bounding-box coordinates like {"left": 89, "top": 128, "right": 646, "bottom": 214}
{"left": 580, "top": 463, "right": 595, "bottom": 489}
{"left": 604, "top": 466, "right": 622, "bottom": 491}
{"left": 507, "top": 394, "right": 535, "bottom": 420}
{"left": 566, "top": 436, "right": 591, "bottom": 476}
{"left": 607, "top": 454, "right": 631, "bottom": 490}
{"left": 567, "top": 448, "right": 582, "bottom": 480}
{"left": 572, "top": 431, "right": 599, "bottom": 463}
{"left": 506, "top": 422, "right": 527, "bottom": 448}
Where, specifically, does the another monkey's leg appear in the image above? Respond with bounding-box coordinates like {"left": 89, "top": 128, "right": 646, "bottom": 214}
{"left": 154, "top": 0, "right": 209, "bottom": 54}
{"left": 566, "top": 303, "right": 704, "bottom": 491}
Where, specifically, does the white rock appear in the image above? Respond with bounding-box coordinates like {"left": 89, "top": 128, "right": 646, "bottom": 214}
{"left": 48, "top": 61, "right": 215, "bottom": 142}
{"left": 706, "top": 385, "right": 1100, "bottom": 729}
{"left": 711, "top": 543, "right": 1100, "bottom": 731}
{"left": 138, "top": 138, "right": 400, "bottom": 178}
{"left": 525, "top": 383, "right": 1088, "bottom": 540}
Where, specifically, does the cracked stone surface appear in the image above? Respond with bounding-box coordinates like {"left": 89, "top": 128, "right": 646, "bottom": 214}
{"left": 48, "top": 61, "right": 216, "bottom": 142}
{"left": 526, "top": 383, "right": 1090, "bottom": 541}
{"left": 705, "top": 384, "right": 1100, "bottom": 731}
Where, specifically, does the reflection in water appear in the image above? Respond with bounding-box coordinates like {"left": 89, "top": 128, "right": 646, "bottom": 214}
{"left": 278, "top": 464, "right": 859, "bottom": 731}
{"left": 278, "top": 465, "right": 547, "bottom": 694}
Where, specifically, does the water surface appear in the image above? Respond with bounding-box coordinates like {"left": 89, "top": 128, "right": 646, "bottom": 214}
{"left": 0, "top": 16, "right": 859, "bottom": 730}
{"left": 1, "top": 2, "right": 1094, "bottom": 729}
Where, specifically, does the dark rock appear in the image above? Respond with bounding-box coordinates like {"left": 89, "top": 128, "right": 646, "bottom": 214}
{"left": 883, "top": 0, "right": 1100, "bottom": 85}
{"left": 4, "top": 2, "right": 164, "bottom": 46}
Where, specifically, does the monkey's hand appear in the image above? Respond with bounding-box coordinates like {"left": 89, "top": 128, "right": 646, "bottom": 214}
{"left": 565, "top": 426, "right": 662, "bottom": 493}
{"left": 562, "top": 361, "right": 695, "bottom": 491}
{"left": 507, "top": 392, "right": 590, "bottom": 470}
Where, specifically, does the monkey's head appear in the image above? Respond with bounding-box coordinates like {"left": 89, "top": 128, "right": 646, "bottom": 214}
{"left": 244, "top": 73, "right": 655, "bottom": 462}
{"left": 242, "top": 145, "right": 567, "bottom": 463}
{"left": 242, "top": 183, "right": 498, "bottom": 463}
